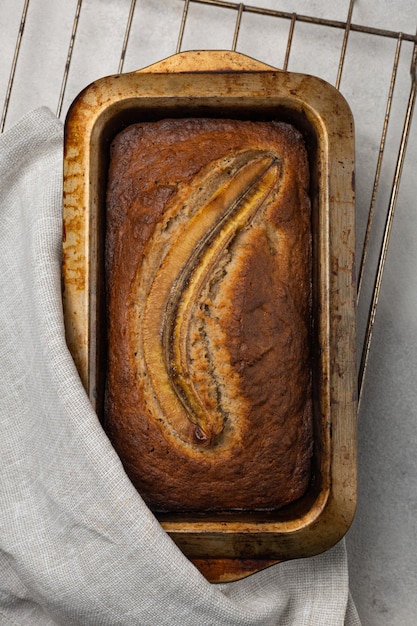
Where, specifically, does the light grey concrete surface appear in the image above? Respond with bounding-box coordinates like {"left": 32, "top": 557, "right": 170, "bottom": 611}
{"left": 1, "top": 1, "right": 416, "bottom": 624}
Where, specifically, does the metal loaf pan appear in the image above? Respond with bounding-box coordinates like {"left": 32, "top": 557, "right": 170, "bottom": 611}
{"left": 62, "top": 50, "right": 356, "bottom": 583}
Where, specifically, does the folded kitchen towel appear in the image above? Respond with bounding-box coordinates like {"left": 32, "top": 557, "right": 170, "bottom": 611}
{"left": 0, "top": 107, "right": 360, "bottom": 626}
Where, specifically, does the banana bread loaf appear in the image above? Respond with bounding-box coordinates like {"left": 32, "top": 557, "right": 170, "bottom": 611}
{"left": 104, "top": 117, "right": 313, "bottom": 512}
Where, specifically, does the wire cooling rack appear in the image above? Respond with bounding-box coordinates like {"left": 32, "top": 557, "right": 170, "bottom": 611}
{"left": 1, "top": 2, "right": 417, "bottom": 624}
{"left": 1, "top": 0, "right": 415, "bottom": 408}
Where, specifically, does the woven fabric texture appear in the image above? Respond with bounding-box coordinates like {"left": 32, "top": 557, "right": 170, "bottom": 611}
{"left": 0, "top": 108, "right": 360, "bottom": 626}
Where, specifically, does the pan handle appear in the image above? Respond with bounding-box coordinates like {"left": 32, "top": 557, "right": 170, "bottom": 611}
{"left": 135, "top": 50, "right": 279, "bottom": 74}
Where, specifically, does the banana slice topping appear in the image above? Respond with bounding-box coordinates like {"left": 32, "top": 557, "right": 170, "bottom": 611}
{"left": 140, "top": 152, "right": 281, "bottom": 449}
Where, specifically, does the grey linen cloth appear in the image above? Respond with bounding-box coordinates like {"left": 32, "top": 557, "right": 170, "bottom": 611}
{"left": 0, "top": 107, "right": 360, "bottom": 626}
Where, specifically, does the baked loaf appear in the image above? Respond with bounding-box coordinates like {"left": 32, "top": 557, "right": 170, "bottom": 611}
{"left": 105, "top": 118, "right": 313, "bottom": 512}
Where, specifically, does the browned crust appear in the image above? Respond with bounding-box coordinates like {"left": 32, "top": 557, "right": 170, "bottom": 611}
{"left": 105, "top": 118, "right": 312, "bottom": 512}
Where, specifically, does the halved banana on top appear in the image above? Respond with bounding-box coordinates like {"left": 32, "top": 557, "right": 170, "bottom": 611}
{"left": 138, "top": 151, "right": 282, "bottom": 452}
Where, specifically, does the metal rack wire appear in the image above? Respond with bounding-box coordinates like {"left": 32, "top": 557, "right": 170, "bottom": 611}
{"left": 1, "top": 0, "right": 416, "bottom": 406}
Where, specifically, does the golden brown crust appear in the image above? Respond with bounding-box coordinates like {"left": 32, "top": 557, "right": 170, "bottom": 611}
{"left": 105, "top": 118, "right": 313, "bottom": 512}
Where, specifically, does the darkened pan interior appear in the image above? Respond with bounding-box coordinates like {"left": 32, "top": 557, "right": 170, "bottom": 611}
{"left": 92, "top": 100, "right": 323, "bottom": 526}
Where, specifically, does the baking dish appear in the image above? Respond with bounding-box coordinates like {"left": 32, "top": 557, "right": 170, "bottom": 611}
{"left": 62, "top": 50, "right": 356, "bottom": 583}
